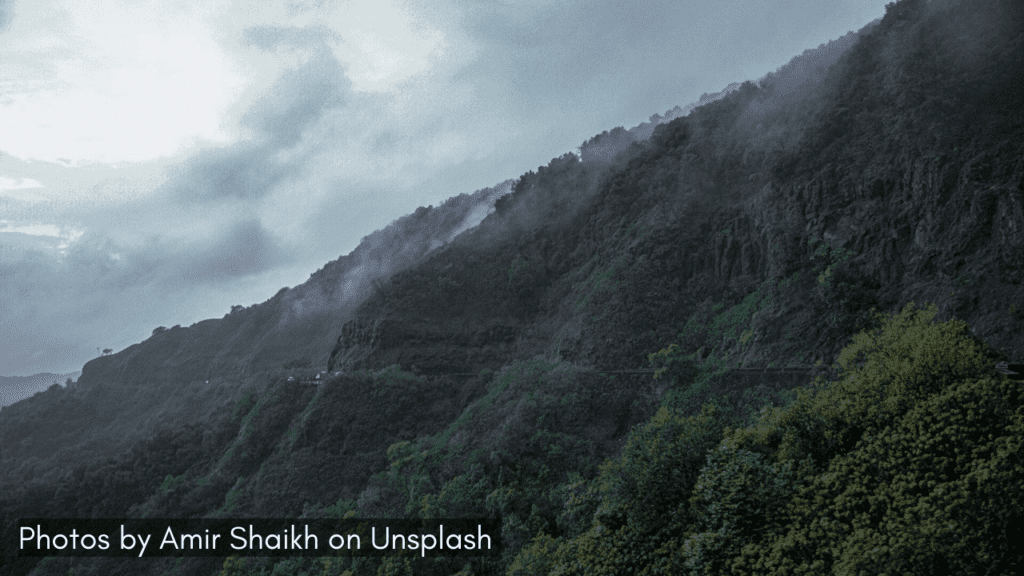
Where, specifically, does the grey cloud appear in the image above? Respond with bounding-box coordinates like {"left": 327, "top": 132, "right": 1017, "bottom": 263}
{"left": 166, "top": 141, "right": 289, "bottom": 201}
{"left": 0, "top": 0, "right": 13, "bottom": 33}
{"left": 56, "top": 206, "right": 287, "bottom": 293}
{"left": 242, "top": 24, "right": 341, "bottom": 51}
{"left": 180, "top": 218, "right": 284, "bottom": 284}
{"left": 168, "top": 43, "right": 350, "bottom": 201}
{"left": 0, "top": 0, "right": 892, "bottom": 378}
{"left": 415, "top": 1, "right": 691, "bottom": 89}
{"left": 240, "top": 47, "right": 350, "bottom": 146}
{"left": 0, "top": 236, "right": 122, "bottom": 374}
{"left": 0, "top": 22, "right": 355, "bottom": 373}
{"left": 284, "top": 0, "right": 335, "bottom": 18}
{"left": 91, "top": 216, "right": 286, "bottom": 290}
{"left": 0, "top": 213, "right": 290, "bottom": 375}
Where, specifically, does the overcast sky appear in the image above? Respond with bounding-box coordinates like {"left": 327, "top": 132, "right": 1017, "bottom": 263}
{"left": 0, "top": 0, "right": 889, "bottom": 376}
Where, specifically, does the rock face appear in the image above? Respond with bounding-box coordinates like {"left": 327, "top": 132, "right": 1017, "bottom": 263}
{"left": 326, "top": 318, "right": 381, "bottom": 373}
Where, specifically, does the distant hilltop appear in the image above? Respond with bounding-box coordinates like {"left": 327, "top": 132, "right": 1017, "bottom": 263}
{"left": 0, "top": 371, "right": 81, "bottom": 408}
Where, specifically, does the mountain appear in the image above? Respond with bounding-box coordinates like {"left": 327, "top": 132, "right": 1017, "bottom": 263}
{"left": 0, "top": 182, "right": 510, "bottom": 487}
{"left": 337, "top": 2, "right": 1022, "bottom": 378}
{"left": 0, "top": 372, "right": 80, "bottom": 408}
{"left": 2, "top": 0, "right": 1022, "bottom": 574}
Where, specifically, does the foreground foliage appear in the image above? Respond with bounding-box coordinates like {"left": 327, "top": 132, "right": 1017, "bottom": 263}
{"left": 508, "top": 303, "right": 1024, "bottom": 575}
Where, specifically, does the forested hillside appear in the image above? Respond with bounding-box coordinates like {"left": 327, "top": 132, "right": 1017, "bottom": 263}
{"left": 2, "top": 0, "right": 1022, "bottom": 574}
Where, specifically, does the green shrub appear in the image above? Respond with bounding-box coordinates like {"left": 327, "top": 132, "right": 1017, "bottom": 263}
{"left": 506, "top": 533, "right": 561, "bottom": 576}
{"left": 158, "top": 473, "right": 186, "bottom": 495}
{"left": 729, "top": 302, "right": 995, "bottom": 465}
{"left": 598, "top": 404, "right": 727, "bottom": 536}
{"left": 732, "top": 374, "right": 1024, "bottom": 575}
{"left": 680, "top": 443, "right": 798, "bottom": 573}
{"left": 718, "top": 303, "right": 1022, "bottom": 574}
{"left": 509, "top": 403, "right": 731, "bottom": 576}
{"left": 823, "top": 302, "right": 992, "bottom": 421}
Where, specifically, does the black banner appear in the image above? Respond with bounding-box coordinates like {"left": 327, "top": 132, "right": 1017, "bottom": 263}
{"left": 14, "top": 518, "right": 501, "bottom": 558}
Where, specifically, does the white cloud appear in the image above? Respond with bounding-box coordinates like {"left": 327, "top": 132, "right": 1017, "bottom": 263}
{"left": 0, "top": 221, "right": 62, "bottom": 237}
{"left": 0, "top": 176, "right": 43, "bottom": 189}
{"left": 0, "top": 176, "right": 47, "bottom": 203}
{"left": 0, "top": 0, "right": 245, "bottom": 165}
{"left": 0, "top": 0, "right": 450, "bottom": 166}
{"left": 337, "top": 23, "right": 446, "bottom": 92}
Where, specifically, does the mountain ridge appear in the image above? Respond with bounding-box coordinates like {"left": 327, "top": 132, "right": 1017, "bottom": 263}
{"left": 0, "top": 371, "right": 80, "bottom": 408}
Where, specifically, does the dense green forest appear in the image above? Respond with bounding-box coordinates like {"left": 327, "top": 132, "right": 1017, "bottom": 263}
{"left": 2, "top": 0, "right": 1023, "bottom": 574}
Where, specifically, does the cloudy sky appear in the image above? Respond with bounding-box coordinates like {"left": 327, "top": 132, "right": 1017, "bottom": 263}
{"left": 0, "top": 0, "right": 889, "bottom": 376}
